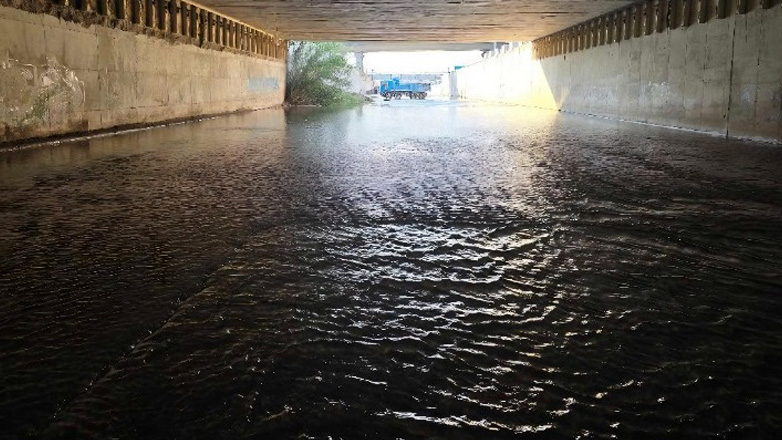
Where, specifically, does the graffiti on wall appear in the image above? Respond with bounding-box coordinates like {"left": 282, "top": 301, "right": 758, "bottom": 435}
{"left": 0, "top": 56, "right": 85, "bottom": 133}
{"left": 247, "top": 77, "right": 280, "bottom": 92}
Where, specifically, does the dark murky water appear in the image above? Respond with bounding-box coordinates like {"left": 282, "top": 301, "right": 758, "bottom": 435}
{"left": 1, "top": 101, "right": 782, "bottom": 439}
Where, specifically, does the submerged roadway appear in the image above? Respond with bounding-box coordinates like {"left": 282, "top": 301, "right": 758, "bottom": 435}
{"left": 2, "top": 100, "right": 782, "bottom": 438}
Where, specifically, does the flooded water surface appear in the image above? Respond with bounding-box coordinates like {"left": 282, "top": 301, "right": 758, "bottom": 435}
{"left": 1, "top": 101, "right": 782, "bottom": 439}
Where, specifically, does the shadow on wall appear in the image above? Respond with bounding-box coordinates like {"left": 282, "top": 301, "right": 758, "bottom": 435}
{"left": 454, "top": 5, "right": 782, "bottom": 144}
{"left": 0, "top": 3, "right": 286, "bottom": 145}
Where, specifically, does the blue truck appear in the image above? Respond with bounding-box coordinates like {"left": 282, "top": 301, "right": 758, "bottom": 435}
{"left": 379, "top": 78, "right": 430, "bottom": 100}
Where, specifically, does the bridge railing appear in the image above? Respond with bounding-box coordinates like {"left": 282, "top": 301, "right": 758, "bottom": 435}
{"left": 532, "top": 0, "right": 781, "bottom": 59}
{"left": 1, "top": 0, "right": 287, "bottom": 61}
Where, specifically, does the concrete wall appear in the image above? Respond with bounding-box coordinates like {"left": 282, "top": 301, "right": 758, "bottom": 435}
{"left": 455, "top": 6, "right": 782, "bottom": 144}
{"left": 0, "top": 5, "right": 285, "bottom": 144}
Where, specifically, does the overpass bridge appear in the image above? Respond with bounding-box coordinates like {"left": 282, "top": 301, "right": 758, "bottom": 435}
{"left": 188, "top": 0, "right": 636, "bottom": 42}
{"left": 3, "top": 1, "right": 782, "bottom": 438}
{"left": 0, "top": 0, "right": 781, "bottom": 144}
{"left": 342, "top": 42, "right": 500, "bottom": 53}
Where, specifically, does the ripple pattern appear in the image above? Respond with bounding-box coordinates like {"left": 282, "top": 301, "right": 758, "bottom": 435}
{"left": 1, "top": 103, "right": 782, "bottom": 439}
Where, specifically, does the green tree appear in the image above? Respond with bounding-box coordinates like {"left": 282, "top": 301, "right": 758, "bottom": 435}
{"left": 286, "top": 42, "right": 361, "bottom": 106}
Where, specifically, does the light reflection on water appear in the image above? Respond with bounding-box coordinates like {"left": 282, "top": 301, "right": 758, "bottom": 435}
{"left": 1, "top": 101, "right": 782, "bottom": 439}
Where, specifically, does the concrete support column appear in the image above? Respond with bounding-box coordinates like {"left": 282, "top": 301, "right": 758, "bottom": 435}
{"left": 644, "top": 3, "right": 652, "bottom": 34}
{"left": 585, "top": 21, "right": 594, "bottom": 49}
{"left": 204, "top": 12, "right": 211, "bottom": 43}
{"left": 606, "top": 15, "right": 614, "bottom": 44}
{"left": 571, "top": 30, "right": 577, "bottom": 52}
{"left": 670, "top": 0, "right": 683, "bottom": 29}
{"left": 181, "top": 2, "right": 189, "bottom": 36}
{"left": 632, "top": 6, "right": 642, "bottom": 38}
{"left": 115, "top": 0, "right": 127, "bottom": 20}
{"left": 214, "top": 15, "right": 221, "bottom": 44}
{"left": 130, "top": 0, "right": 140, "bottom": 24}
{"left": 144, "top": 0, "right": 153, "bottom": 27}
{"left": 190, "top": 6, "right": 198, "bottom": 39}
{"left": 657, "top": 0, "right": 669, "bottom": 32}
{"left": 156, "top": 0, "right": 166, "bottom": 31}
{"left": 168, "top": 0, "right": 178, "bottom": 34}
{"left": 683, "top": 0, "right": 693, "bottom": 26}
{"left": 698, "top": 0, "right": 709, "bottom": 23}
{"left": 97, "top": 0, "right": 109, "bottom": 17}
{"left": 354, "top": 52, "right": 365, "bottom": 72}
{"left": 716, "top": 0, "right": 728, "bottom": 19}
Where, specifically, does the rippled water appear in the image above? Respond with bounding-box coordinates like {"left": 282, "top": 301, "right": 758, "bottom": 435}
{"left": 1, "top": 101, "right": 782, "bottom": 439}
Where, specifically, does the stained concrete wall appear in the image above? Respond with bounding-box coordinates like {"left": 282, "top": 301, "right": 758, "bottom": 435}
{"left": 0, "top": 5, "right": 285, "bottom": 144}
{"left": 455, "top": 6, "right": 782, "bottom": 144}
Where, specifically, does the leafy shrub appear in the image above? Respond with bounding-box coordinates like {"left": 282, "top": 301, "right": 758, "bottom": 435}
{"left": 286, "top": 42, "right": 363, "bottom": 106}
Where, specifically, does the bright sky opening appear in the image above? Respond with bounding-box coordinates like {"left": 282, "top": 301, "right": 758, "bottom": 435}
{"left": 358, "top": 51, "right": 484, "bottom": 74}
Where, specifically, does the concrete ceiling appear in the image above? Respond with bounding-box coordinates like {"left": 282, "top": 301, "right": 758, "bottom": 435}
{"left": 193, "top": 0, "right": 636, "bottom": 42}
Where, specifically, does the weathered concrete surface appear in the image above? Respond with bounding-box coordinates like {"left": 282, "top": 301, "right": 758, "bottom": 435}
{"left": 455, "top": 6, "right": 782, "bottom": 144}
{"left": 197, "top": 0, "right": 636, "bottom": 42}
{"left": 0, "top": 5, "right": 285, "bottom": 144}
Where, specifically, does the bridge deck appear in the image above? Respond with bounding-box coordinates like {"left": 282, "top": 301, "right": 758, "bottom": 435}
{"left": 193, "top": 0, "right": 635, "bottom": 42}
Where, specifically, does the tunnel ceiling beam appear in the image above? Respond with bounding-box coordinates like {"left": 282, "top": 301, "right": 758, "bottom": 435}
{"left": 190, "top": 0, "right": 637, "bottom": 42}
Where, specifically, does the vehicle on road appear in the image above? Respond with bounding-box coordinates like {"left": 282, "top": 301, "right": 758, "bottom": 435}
{"left": 379, "top": 78, "right": 430, "bottom": 100}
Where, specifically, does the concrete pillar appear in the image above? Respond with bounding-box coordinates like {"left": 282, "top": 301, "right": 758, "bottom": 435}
{"left": 606, "top": 15, "right": 614, "bottom": 44}
{"left": 214, "top": 15, "right": 220, "bottom": 44}
{"left": 190, "top": 6, "right": 198, "bottom": 39}
{"left": 144, "top": 0, "right": 153, "bottom": 28}
{"left": 204, "top": 12, "right": 211, "bottom": 43}
{"left": 354, "top": 52, "right": 365, "bottom": 73}
{"left": 671, "top": 0, "right": 683, "bottom": 29}
{"left": 168, "top": 0, "right": 178, "bottom": 34}
{"left": 130, "top": 0, "right": 140, "bottom": 24}
{"left": 115, "top": 0, "right": 127, "bottom": 20}
{"left": 156, "top": 0, "right": 166, "bottom": 31}
{"left": 96, "top": 0, "right": 109, "bottom": 17}
{"left": 181, "top": 2, "right": 189, "bottom": 36}
{"left": 697, "top": 0, "right": 708, "bottom": 23}
{"left": 683, "top": 0, "right": 693, "bottom": 26}
{"left": 716, "top": 0, "right": 728, "bottom": 19}
{"left": 657, "top": 0, "right": 669, "bottom": 32}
